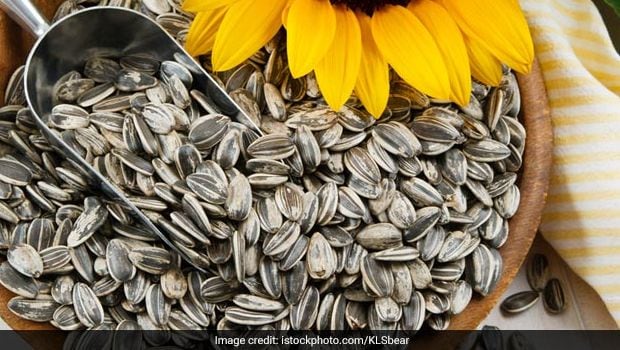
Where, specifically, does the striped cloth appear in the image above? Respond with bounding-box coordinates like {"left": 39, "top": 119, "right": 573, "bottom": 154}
{"left": 520, "top": 0, "right": 620, "bottom": 324}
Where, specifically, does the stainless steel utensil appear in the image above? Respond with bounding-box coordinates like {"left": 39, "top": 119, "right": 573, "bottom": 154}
{"left": 0, "top": 0, "right": 261, "bottom": 272}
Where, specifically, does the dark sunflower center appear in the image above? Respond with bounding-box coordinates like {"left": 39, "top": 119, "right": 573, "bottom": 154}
{"left": 329, "top": 0, "right": 411, "bottom": 15}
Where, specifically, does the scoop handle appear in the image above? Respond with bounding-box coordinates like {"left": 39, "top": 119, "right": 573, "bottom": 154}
{"left": 0, "top": 0, "right": 49, "bottom": 37}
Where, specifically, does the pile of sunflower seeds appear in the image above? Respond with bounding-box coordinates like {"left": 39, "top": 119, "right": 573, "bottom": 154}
{"left": 500, "top": 253, "right": 566, "bottom": 315}
{"left": 0, "top": 0, "right": 526, "bottom": 339}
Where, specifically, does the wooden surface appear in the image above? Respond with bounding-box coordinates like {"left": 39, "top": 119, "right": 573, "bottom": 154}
{"left": 0, "top": 0, "right": 553, "bottom": 345}
{"left": 0, "top": 0, "right": 63, "bottom": 97}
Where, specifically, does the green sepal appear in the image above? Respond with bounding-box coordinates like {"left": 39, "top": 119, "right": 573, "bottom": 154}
{"left": 604, "top": 0, "right": 620, "bottom": 16}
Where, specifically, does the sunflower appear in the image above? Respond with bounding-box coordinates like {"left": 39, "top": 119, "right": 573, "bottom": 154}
{"left": 183, "top": 0, "right": 533, "bottom": 117}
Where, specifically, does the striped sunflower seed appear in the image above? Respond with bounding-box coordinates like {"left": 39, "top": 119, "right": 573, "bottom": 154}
{"left": 73, "top": 282, "right": 104, "bottom": 327}
{"left": 543, "top": 278, "right": 566, "bottom": 314}
{"left": 527, "top": 253, "right": 549, "bottom": 292}
{"left": 7, "top": 244, "right": 43, "bottom": 278}
{"left": 0, "top": 158, "right": 33, "bottom": 186}
{"left": 8, "top": 297, "right": 59, "bottom": 322}
{"left": 0, "top": 261, "right": 39, "bottom": 298}
{"left": 500, "top": 290, "right": 540, "bottom": 314}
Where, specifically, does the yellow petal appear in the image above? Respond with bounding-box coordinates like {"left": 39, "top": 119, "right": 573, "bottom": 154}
{"left": 354, "top": 13, "right": 389, "bottom": 118}
{"left": 315, "top": 6, "right": 362, "bottom": 111}
{"left": 286, "top": 0, "right": 336, "bottom": 78}
{"left": 440, "top": 0, "right": 534, "bottom": 74}
{"left": 465, "top": 35, "right": 503, "bottom": 86}
{"left": 212, "top": 0, "right": 288, "bottom": 71}
{"left": 182, "top": 0, "right": 238, "bottom": 12}
{"left": 409, "top": 0, "right": 471, "bottom": 107}
{"left": 185, "top": 8, "right": 227, "bottom": 56}
{"left": 371, "top": 5, "right": 450, "bottom": 100}
{"left": 282, "top": 0, "right": 291, "bottom": 27}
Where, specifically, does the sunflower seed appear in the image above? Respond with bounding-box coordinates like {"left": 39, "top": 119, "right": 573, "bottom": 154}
{"left": 128, "top": 246, "right": 172, "bottom": 274}
{"left": 41, "top": 245, "right": 71, "bottom": 273}
{"left": 278, "top": 235, "right": 309, "bottom": 271}
{"left": 273, "top": 184, "right": 303, "bottom": 222}
{"left": 403, "top": 207, "right": 442, "bottom": 243}
{"left": 67, "top": 197, "right": 108, "bottom": 247}
{"left": 319, "top": 226, "right": 353, "bottom": 248}
{"left": 231, "top": 230, "right": 246, "bottom": 282}
{"left": 371, "top": 122, "right": 420, "bottom": 157}
{"left": 495, "top": 184, "right": 520, "bottom": 219}
{"left": 160, "top": 268, "right": 187, "bottom": 300}
{"left": 0, "top": 159, "right": 33, "bottom": 186}
{"left": 316, "top": 182, "right": 339, "bottom": 225}
{"left": 247, "top": 133, "right": 295, "bottom": 160}
{"left": 0, "top": 261, "right": 39, "bottom": 298}
{"left": 400, "top": 291, "right": 425, "bottom": 331}
{"left": 262, "top": 83, "right": 286, "bottom": 121}
{"left": 106, "top": 239, "right": 136, "bottom": 282}
{"left": 259, "top": 256, "right": 282, "bottom": 299}
{"left": 115, "top": 69, "right": 158, "bottom": 92}
{"left": 283, "top": 261, "right": 308, "bottom": 305}
{"left": 73, "top": 282, "right": 104, "bottom": 327}
{"left": 77, "top": 82, "right": 116, "bottom": 107}
{"left": 141, "top": 103, "right": 176, "bottom": 134}
{"left": 467, "top": 244, "right": 502, "bottom": 296}
{"left": 412, "top": 114, "right": 462, "bottom": 143}
{"left": 427, "top": 313, "right": 450, "bottom": 330}
{"left": 56, "top": 79, "right": 95, "bottom": 102}
{"left": 527, "top": 253, "right": 549, "bottom": 292}
{"left": 373, "top": 297, "right": 401, "bottom": 323}
{"left": 252, "top": 199, "right": 280, "bottom": 237}
{"left": 424, "top": 289, "right": 451, "bottom": 314}
{"left": 306, "top": 232, "right": 337, "bottom": 280}
{"left": 187, "top": 114, "right": 230, "bottom": 150}
{"left": 8, "top": 297, "right": 59, "bottom": 322}
{"left": 464, "top": 139, "right": 511, "bottom": 162}
{"left": 501, "top": 290, "right": 540, "bottom": 314}
{"left": 387, "top": 192, "right": 417, "bottom": 229}
{"left": 401, "top": 178, "right": 443, "bottom": 207}
{"left": 84, "top": 57, "right": 121, "bottom": 83}
{"left": 51, "top": 305, "right": 81, "bottom": 330}
{"left": 290, "top": 286, "right": 319, "bottom": 330}
{"left": 361, "top": 256, "right": 394, "bottom": 297}
{"left": 449, "top": 280, "right": 473, "bottom": 315}
{"left": 355, "top": 223, "right": 402, "bottom": 250}
{"left": 344, "top": 147, "right": 381, "bottom": 185}
{"left": 231, "top": 294, "right": 283, "bottom": 313}
{"left": 145, "top": 284, "right": 171, "bottom": 326}
{"left": 342, "top": 300, "right": 366, "bottom": 330}
{"left": 225, "top": 307, "right": 276, "bottom": 326}
{"left": 441, "top": 148, "right": 468, "bottom": 185}
{"left": 543, "top": 278, "right": 566, "bottom": 314}
{"left": 286, "top": 108, "right": 338, "bottom": 131}
{"left": 111, "top": 149, "right": 155, "bottom": 176}
{"left": 7, "top": 244, "right": 43, "bottom": 278}
{"left": 186, "top": 173, "right": 228, "bottom": 204}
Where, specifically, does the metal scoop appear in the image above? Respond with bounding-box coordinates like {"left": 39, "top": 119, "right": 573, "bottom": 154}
{"left": 0, "top": 0, "right": 261, "bottom": 272}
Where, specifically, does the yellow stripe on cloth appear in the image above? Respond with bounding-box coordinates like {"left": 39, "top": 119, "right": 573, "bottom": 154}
{"left": 520, "top": 0, "right": 620, "bottom": 325}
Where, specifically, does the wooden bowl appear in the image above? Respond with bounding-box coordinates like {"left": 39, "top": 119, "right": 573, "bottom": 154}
{"left": 0, "top": 0, "right": 553, "bottom": 346}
